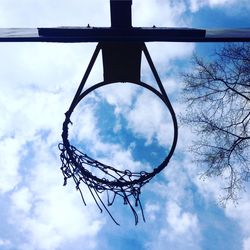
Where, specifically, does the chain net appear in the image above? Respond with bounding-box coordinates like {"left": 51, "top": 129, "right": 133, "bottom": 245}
{"left": 59, "top": 125, "right": 152, "bottom": 225}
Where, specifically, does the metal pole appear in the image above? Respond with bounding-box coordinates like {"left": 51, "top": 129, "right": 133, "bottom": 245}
{"left": 110, "top": 0, "right": 132, "bottom": 28}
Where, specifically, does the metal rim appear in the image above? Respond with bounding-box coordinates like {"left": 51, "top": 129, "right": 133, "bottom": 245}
{"left": 61, "top": 80, "right": 178, "bottom": 187}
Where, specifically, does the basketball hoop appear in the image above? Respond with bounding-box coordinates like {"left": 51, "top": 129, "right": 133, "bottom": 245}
{"left": 59, "top": 42, "right": 178, "bottom": 225}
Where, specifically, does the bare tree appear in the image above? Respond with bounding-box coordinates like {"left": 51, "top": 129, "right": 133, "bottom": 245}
{"left": 182, "top": 43, "right": 250, "bottom": 202}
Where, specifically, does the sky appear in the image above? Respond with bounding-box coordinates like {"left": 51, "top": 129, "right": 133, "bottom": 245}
{"left": 0, "top": 0, "right": 250, "bottom": 250}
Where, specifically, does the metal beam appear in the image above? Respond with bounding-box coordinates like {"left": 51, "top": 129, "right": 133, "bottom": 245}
{"left": 0, "top": 27, "right": 250, "bottom": 42}
{"left": 110, "top": 0, "right": 132, "bottom": 28}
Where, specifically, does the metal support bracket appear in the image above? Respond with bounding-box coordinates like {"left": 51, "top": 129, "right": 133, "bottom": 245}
{"left": 102, "top": 42, "right": 142, "bottom": 83}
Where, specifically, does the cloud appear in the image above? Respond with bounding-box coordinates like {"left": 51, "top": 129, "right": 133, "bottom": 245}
{"left": 0, "top": 44, "right": 106, "bottom": 249}
{"left": 244, "top": 237, "right": 250, "bottom": 250}
{"left": 160, "top": 204, "right": 201, "bottom": 249}
{"left": 144, "top": 177, "right": 201, "bottom": 250}
{"left": 95, "top": 83, "right": 139, "bottom": 115}
{"left": 188, "top": 0, "right": 250, "bottom": 12}
{"left": 145, "top": 202, "right": 160, "bottom": 221}
{"left": 0, "top": 238, "right": 11, "bottom": 247}
{"left": 189, "top": 0, "right": 233, "bottom": 12}
{"left": 8, "top": 139, "right": 104, "bottom": 250}
{"left": 133, "top": 0, "right": 187, "bottom": 27}
{"left": 224, "top": 186, "right": 250, "bottom": 250}
{"left": 0, "top": 137, "right": 23, "bottom": 193}
{"left": 10, "top": 187, "right": 32, "bottom": 213}
{"left": 166, "top": 201, "right": 199, "bottom": 234}
{"left": 141, "top": 151, "right": 202, "bottom": 249}
{"left": 126, "top": 89, "right": 174, "bottom": 147}
{"left": 0, "top": 0, "right": 110, "bottom": 27}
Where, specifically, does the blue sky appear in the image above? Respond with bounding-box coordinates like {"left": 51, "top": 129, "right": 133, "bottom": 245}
{"left": 0, "top": 0, "right": 250, "bottom": 249}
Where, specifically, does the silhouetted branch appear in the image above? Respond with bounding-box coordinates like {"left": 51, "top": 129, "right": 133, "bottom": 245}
{"left": 182, "top": 43, "right": 250, "bottom": 203}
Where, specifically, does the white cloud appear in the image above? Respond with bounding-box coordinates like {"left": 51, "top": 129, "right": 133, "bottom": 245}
{"left": 96, "top": 83, "right": 138, "bottom": 115}
{"left": 144, "top": 197, "right": 201, "bottom": 250}
{"left": 68, "top": 94, "right": 151, "bottom": 173}
{"left": 0, "top": 0, "right": 110, "bottom": 27}
{"left": 0, "top": 45, "right": 106, "bottom": 249}
{"left": 0, "top": 137, "right": 23, "bottom": 193}
{"left": 0, "top": 238, "right": 11, "bottom": 247}
{"left": 143, "top": 153, "right": 202, "bottom": 250}
{"left": 188, "top": 0, "right": 250, "bottom": 12}
{"left": 126, "top": 89, "right": 174, "bottom": 147}
{"left": 158, "top": 201, "right": 201, "bottom": 250}
{"left": 70, "top": 100, "right": 100, "bottom": 143}
{"left": 145, "top": 42, "right": 194, "bottom": 70}
{"left": 133, "top": 0, "right": 187, "bottom": 27}
{"left": 10, "top": 187, "right": 32, "bottom": 213}
{"left": 8, "top": 140, "right": 104, "bottom": 250}
{"left": 244, "top": 237, "right": 250, "bottom": 250}
{"left": 224, "top": 186, "right": 250, "bottom": 250}
{"left": 165, "top": 201, "right": 199, "bottom": 235}
{"left": 145, "top": 202, "right": 160, "bottom": 221}
{"left": 102, "top": 146, "right": 149, "bottom": 171}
